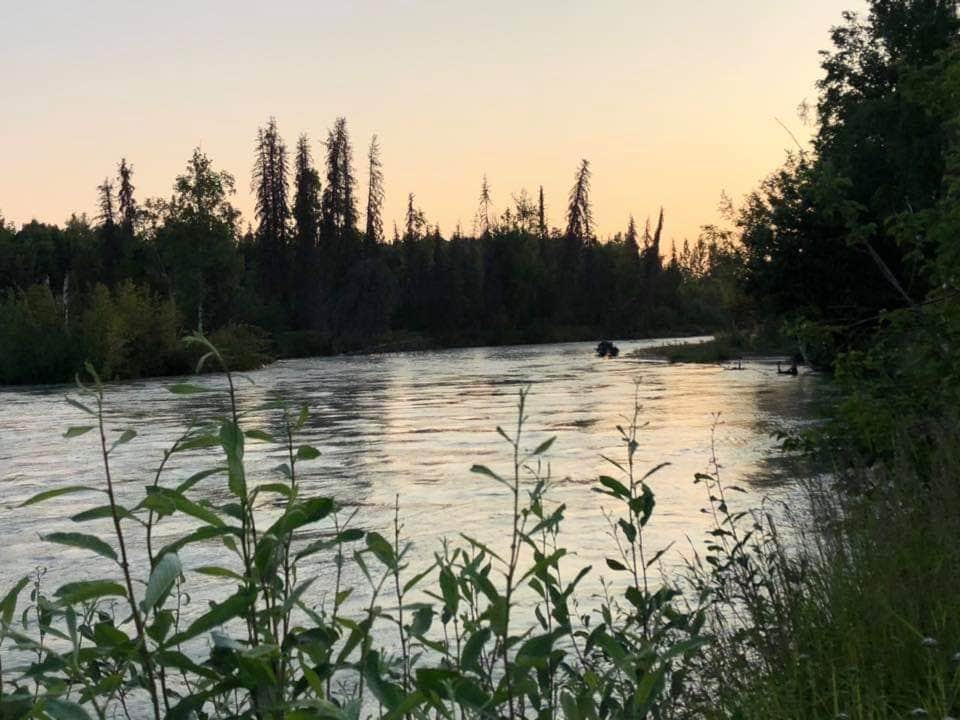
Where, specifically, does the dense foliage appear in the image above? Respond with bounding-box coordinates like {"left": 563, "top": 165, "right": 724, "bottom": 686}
{"left": 733, "top": 0, "right": 960, "bottom": 460}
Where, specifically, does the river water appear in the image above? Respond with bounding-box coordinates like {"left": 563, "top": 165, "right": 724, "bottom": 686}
{"left": 0, "top": 338, "right": 823, "bottom": 624}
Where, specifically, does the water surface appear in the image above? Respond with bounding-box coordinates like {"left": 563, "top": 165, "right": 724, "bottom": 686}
{"left": 0, "top": 338, "right": 823, "bottom": 613}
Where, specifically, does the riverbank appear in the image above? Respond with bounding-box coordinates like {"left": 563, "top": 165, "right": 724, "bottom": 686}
{"left": 629, "top": 328, "right": 798, "bottom": 365}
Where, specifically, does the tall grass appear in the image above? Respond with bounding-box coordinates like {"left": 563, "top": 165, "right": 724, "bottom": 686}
{"left": 687, "top": 426, "right": 960, "bottom": 719}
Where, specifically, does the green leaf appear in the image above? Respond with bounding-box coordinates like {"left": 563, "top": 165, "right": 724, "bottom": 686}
{"left": 641, "top": 461, "right": 671, "bottom": 481}
{"left": 532, "top": 436, "right": 556, "bottom": 455}
{"left": 63, "top": 426, "right": 94, "bottom": 438}
{"left": 296, "top": 445, "right": 321, "bottom": 461}
{"left": 176, "top": 434, "right": 221, "bottom": 452}
{"left": 71, "top": 505, "right": 130, "bottom": 523}
{"left": 269, "top": 497, "right": 334, "bottom": 537}
{"left": 43, "top": 533, "right": 117, "bottom": 562}
{"left": 295, "top": 405, "right": 309, "bottom": 430}
{"left": 594, "top": 475, "right": 629, "bottom": 499}
{"left": 439, "top": 566, "right": 459, "bottom": 619}
{"left": 365, "top": 531, "right": 396, "bottom": 570}
{"left": 54, "top": 581, "right": 127, "bottom": 605}
{"left": 176, "top": 466, "right": 225, "bottom": 493}
{"left": 605, "top": 558, "right": 628, "bottom": 572}
{"left": 618, "top": 518, "right": 637, "bottom": 544}
{"left": 142, "top": 552, "right": 182, "bottom": 613}
{"left": 64, "top": 396, "right": 94, "bottom": 416}
{"left": 256, "top": 482, "right": 292, "bottom": 497}
{"left": 157, "top": 526, "right": 235, "bottom": 561}
{"left": 245, "top": 429, "right": 275, "bottom": 443}
{"left": 407, "top": 605, "right": 433, "bottom": 638}
{"left": 645, "top": 542, "right": 675, "bottom": 568}
{"left": 192, "top": 566, "right": 245, "bottom": 581}
{"left": 145, "top": 487, "right": 225, "bottom": 528}
{"left": 21, "top": 485, "right": 101, "bottom": 507}
{"left": 109, "top": 428, "right": 137, "bottom": 451}
{"left": 167, "top": 383, "right": 209, "bottom": 395}
{"left": 220, "top": 421, "right": 246, "bottom": 498}
{"left": 461, "top": 627, "right": 491, "bottom": 673}
{"left": 403, "top": 562, "right": 438, "bottom": 595}
{"left": 166, "top": 588, "right": 255, "bottom": 646}
{"left": 1, "top": 576, "right": 29, "bottom": 626}
{"left": 470, "top": 464, "right": 508, "bottom": 487}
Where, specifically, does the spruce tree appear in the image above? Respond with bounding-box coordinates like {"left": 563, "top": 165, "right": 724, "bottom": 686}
{"left": 625, "top": 215, "right": 639, "bottom": 254}
{"left": 252, "top": 117, "right": 290, "bottom": 297}
{"left": 565, "top": 159, "right": 593, "bottom": 242}
{"left": 537, "top": 185, "right": 547, "bottom": 238}
{"left": 639, "top": 208, "right": 665, "bottom": 277}
{"left": 292, "top": 134, "right": 322, "bottom": 326}
{"left": 365, "top": 134, "right": 385, "bottom": 244}
{"left": 117, "top": 159, "right": 137, "bottom": 235}
{"left": 321, "top": 117, "right": 358, "bottom": 240}
{"left": 97, "top": 179, "right": 115, "bottom": 227}
{"left": 293, "top": 134, "right": 322, "bottom": 252}
{"left": 474, "top": 175, "right": 493, "bottom": 237}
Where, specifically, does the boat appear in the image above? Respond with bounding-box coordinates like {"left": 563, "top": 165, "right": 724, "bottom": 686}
{"left": 596, "top": 340, "right": 619, "bottom": 358}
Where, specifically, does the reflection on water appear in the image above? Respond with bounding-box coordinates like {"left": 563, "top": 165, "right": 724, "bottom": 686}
{"left": 0, "top": 338, "right": 823, "bottom": 613}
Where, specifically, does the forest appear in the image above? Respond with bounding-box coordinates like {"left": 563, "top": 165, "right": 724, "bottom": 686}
{"left": 0, "top": 125, "right": 741, "bottom": 385}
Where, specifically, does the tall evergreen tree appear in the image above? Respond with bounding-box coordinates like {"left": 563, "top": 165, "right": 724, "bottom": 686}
{"left": 293, "top": 135, "right": 322, "bottom": 252}
{"left": 404, "top": 193, "right": 420, "bottom": 242}
{"left": 97, "top": 179, "right": 115, "bottom": 227}
{"left": 565, "top": 159, "right": 593, "bottom": 242}
{"left": 252, "top": 117, "right": 290, "bottom": 297}
{"left": 117, "top": 159, "right": 137, "bottom": 235}
{"left": 365, "top": 134, "right": 385, "bottom": 244}
{"left": 537, "top": 185, "right": 547, "bottom": 238}
{"left": 640, "top": 207, "right": 664, "bottom": 275}
{"left": 292, "top": 134, "right": 322, "bottom": 326}
{"left": 321, "top": 117, "right": 358, "bottom": 239}
{"left": 474, "top": 175, "right": 493, "bottom": 237}
{"left": 625, "top": 215, "right": 639, "bottom": 254}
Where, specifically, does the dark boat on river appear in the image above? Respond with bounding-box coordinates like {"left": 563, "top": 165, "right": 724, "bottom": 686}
{"left": 596, "top": 340, "right": 619, "bottom": 358}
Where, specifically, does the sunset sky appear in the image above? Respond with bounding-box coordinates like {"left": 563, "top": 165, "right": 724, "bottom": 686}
{"left": 2, "top": 0, "right": 864, "bottom": 243}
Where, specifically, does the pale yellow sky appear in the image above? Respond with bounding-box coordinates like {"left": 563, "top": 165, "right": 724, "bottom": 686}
{"left": 1, "top": 1, "right": 864, "bottom": 242}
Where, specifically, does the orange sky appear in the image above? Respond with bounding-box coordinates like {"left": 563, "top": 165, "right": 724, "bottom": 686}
{"left": 1, "top": 1, "right": 865, "bottom": 243}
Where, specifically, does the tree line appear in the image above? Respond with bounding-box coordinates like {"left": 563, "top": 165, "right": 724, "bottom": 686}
{"left": 0, "top": 123, "right": 740, "bottom": 383}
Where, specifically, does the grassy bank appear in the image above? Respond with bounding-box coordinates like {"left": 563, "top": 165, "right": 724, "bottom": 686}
{"left": 633, "top": 326, "right": 798, "bottom": 364}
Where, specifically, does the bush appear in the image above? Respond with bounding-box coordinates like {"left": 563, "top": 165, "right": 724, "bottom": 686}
{"left": 207, "top": 323, "right": 276, "bottom": 371}
{"left": 81, "top": 281, "right": 184, "bottom": 380}
{"left": 0, "top": 284, "right": 77, "bottom": 384}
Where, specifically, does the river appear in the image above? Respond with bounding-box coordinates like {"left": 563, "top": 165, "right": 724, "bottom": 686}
{"left": 0, "top": 337, "right": 823, "bottom": 623}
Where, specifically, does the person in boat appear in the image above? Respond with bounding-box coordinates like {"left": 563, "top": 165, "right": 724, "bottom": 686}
{"left": 596, "top": 340, "right": 619, "bottom": 358}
